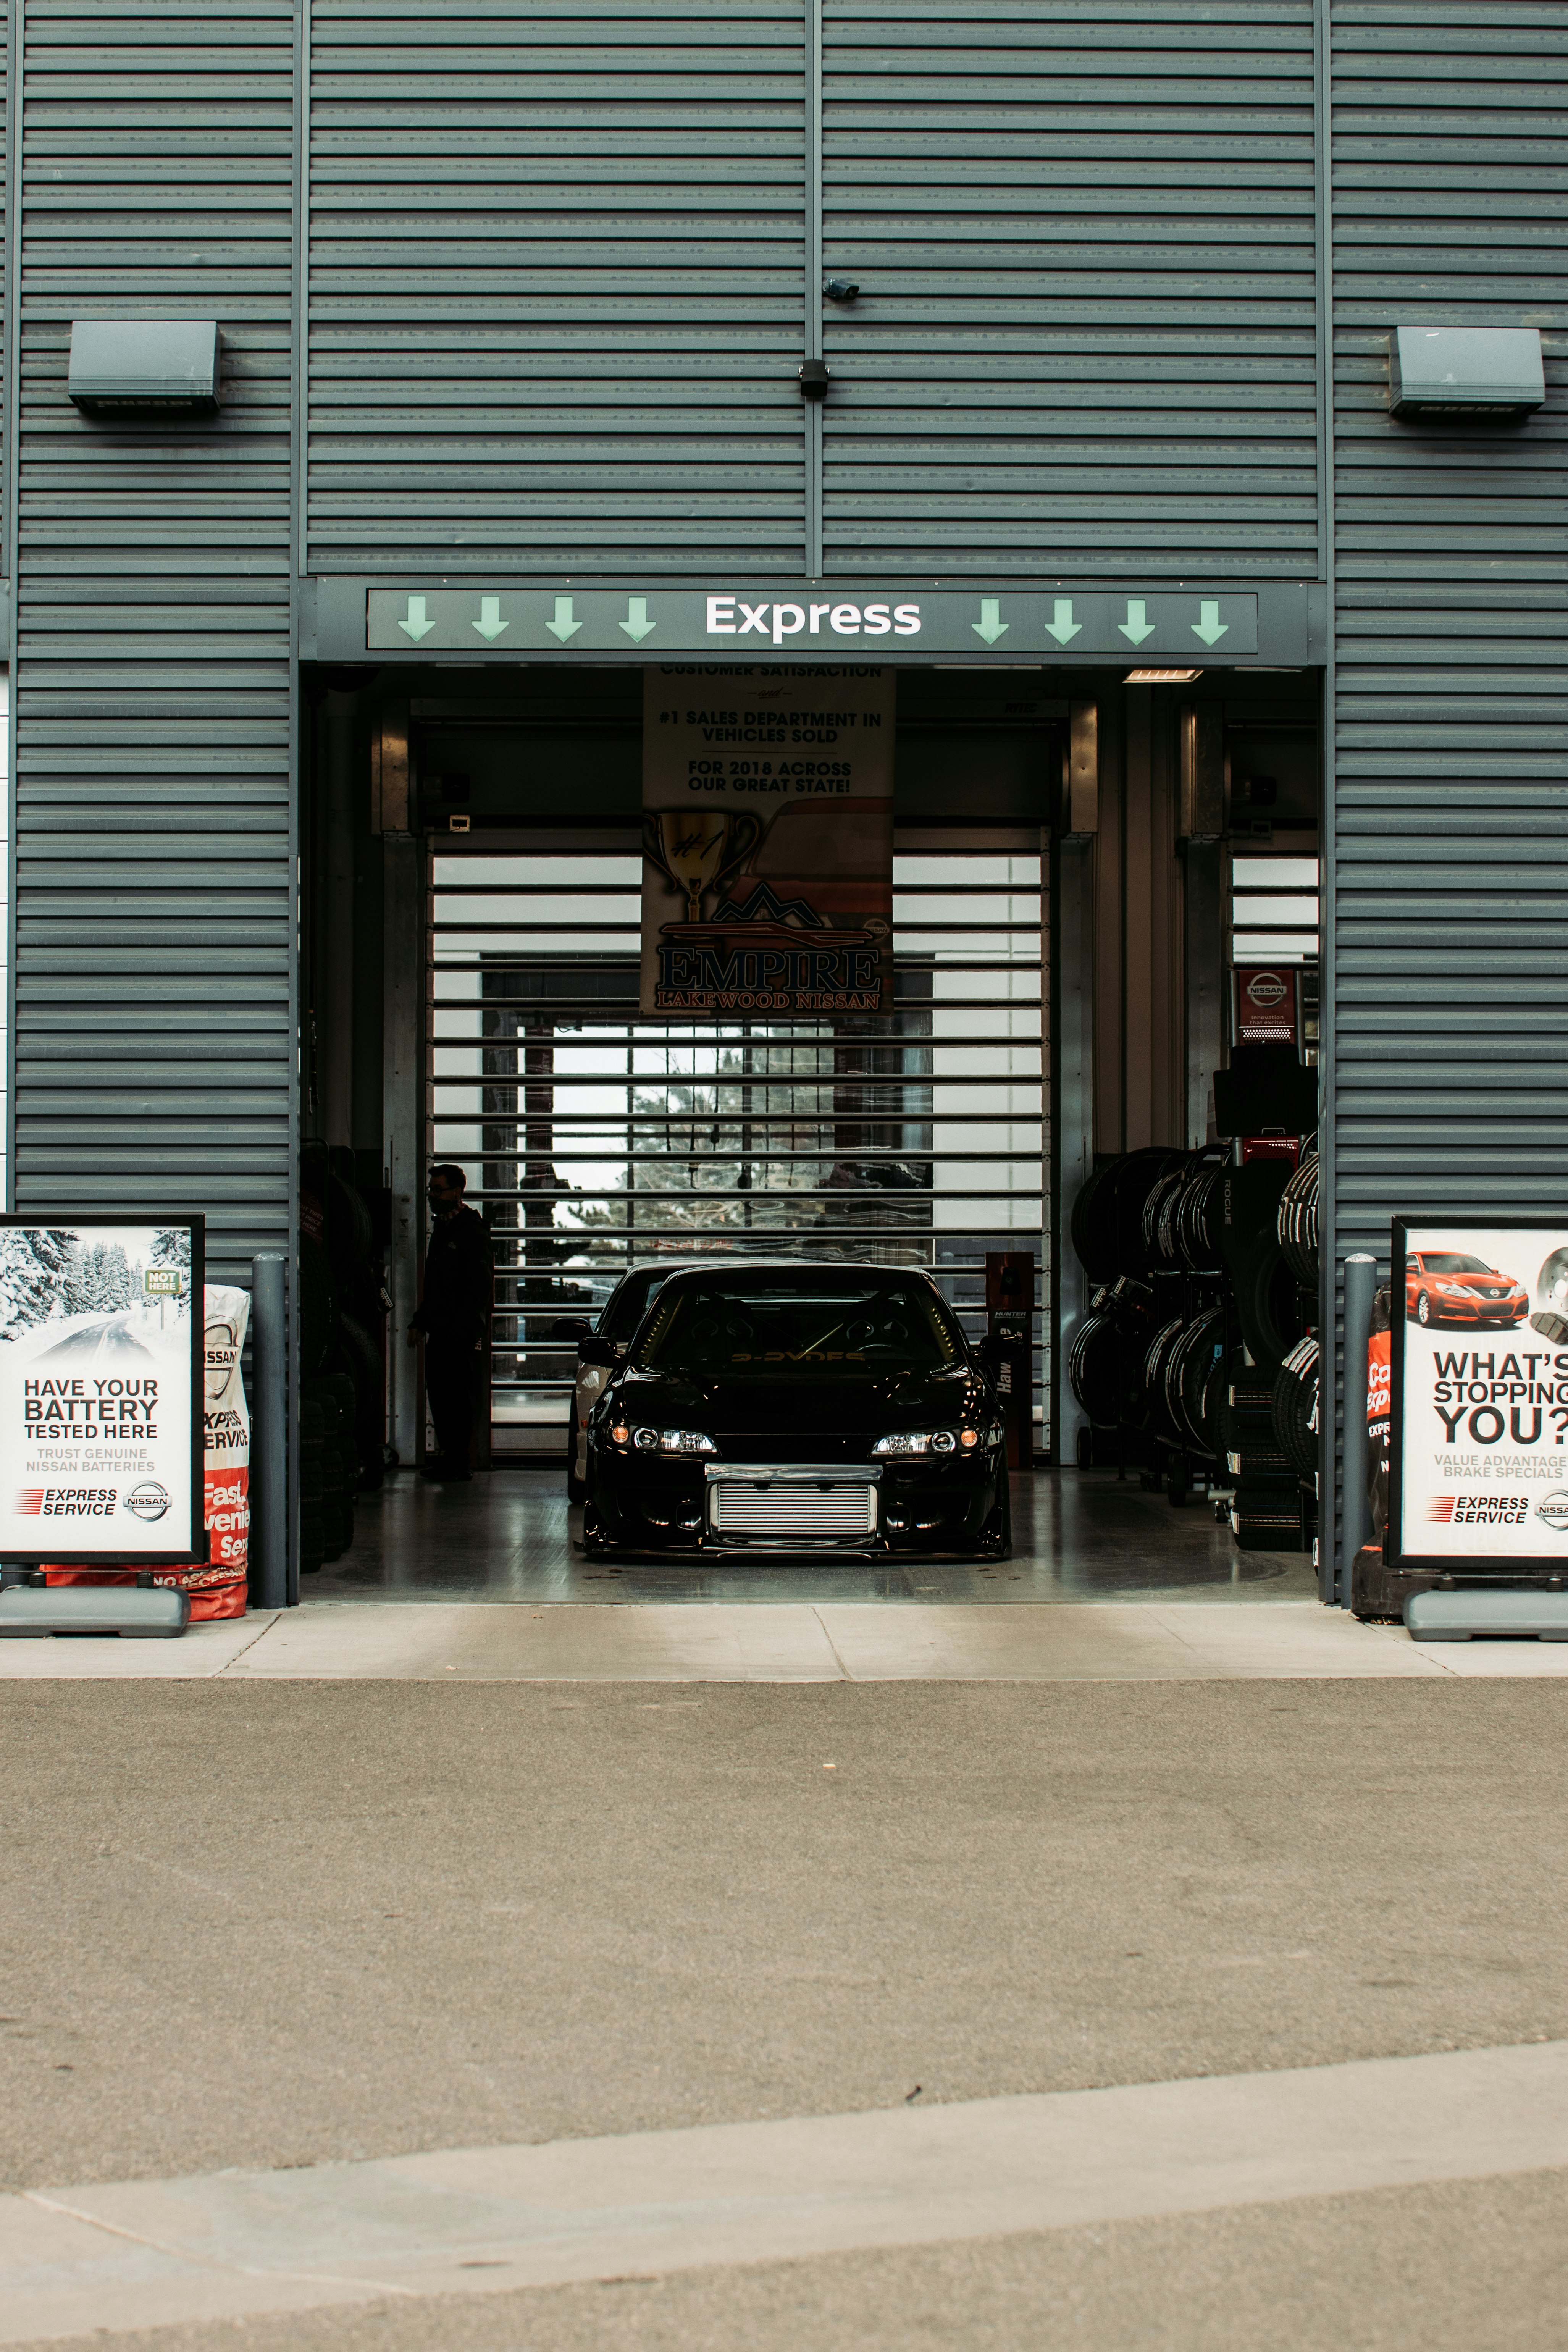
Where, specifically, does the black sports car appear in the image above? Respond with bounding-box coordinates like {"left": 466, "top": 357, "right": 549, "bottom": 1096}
{"left": 582, "top": 1261, "right": 1010, "bottom": 1559}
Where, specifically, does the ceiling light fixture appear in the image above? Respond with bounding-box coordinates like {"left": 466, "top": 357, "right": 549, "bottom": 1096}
{"left": 1124, "top": 667, "right": 1201, "bottom": 685}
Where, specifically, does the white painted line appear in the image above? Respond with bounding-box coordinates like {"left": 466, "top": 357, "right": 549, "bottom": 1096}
{"left": 6, "top": 2042, "right": 1568, "bottom": 2343}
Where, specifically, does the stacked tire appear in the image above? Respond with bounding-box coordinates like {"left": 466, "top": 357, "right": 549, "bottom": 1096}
{"left": 1068, "top": 1278, "right": 1159, "bottom": 1445}
{"left": 1272, "top": 1336, "right": 1320, "bottom": 1485}
{"left": 1164, "top": 1307, "right": 1226, "bottom": 1462}
{"left": 1277, "top": 1153, "right": 1319, "bottom": 1287}
{"left": 1071, "top": 1148, "right": 1190, "bottom": 1283}
{"left": 1143, "top": 1149, "right": 1226, "bottom": 1276}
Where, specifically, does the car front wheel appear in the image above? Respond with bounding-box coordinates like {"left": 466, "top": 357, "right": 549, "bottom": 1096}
{"left": 1417, "top": 1294, "right": 1432, "bottom": 1326}
{"left": 975, "top": 1473, "right": 1012, "bottom": 1562}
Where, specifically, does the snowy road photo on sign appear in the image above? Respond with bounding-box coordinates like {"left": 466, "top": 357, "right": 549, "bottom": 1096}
{"left": 1392, "top": 1218, "right": 1568, "bottom": 1567}
{"left": 0, "top": 1219, "right": 204, "bottom": 1562}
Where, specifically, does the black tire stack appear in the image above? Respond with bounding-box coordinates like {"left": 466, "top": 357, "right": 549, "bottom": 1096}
{"left": 1070, "top": 1147, "right": 1190, "bottom": 1286}
{"left": 1272, "top": 1336, "right": 1320, "bottom": 1484}
{"left": 1218, "top": 1158, "right": 1313, "bottom": 1551}
{"left": 1068, "top": 1276, "right": 1161, "bottom": 1449}
{"left": 1259, "top": 1158, "right": 1322, "bottom": 1543}
{"left": 1069, "top": 1139, "right": 1319, "bottom": 1552}
{"left": 1068, "top": 1147, "right": 1231, "bottom": 1492}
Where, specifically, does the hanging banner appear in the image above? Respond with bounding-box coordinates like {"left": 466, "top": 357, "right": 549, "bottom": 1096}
{"left": 1390, "top": 1218, "right": 1568, "bottom": 1571}
{"left": 0, "top": 1216, "right": 205, "bottom": 1564}
{"left": 639, "top": 664, "right": 895, "bottom": 1017}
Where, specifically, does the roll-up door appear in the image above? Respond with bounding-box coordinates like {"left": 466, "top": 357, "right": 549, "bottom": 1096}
{"left": 427, "top": 828, "right": 1048, "bottom": 1450}
{"left": 9, "top": 12, "right": 295, "bottom": 1278}
{"left": 1329, "top": 5, "right": 1568, "bottom": 1260}
{"left": 820, "top": 0, "right": 1320, "bottom": 579}
{"left": 305, "top": 2, "right": 809, "bottom": 575}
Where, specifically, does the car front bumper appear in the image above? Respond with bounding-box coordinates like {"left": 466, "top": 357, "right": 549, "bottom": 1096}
{"left": 586, "top": 1451, "right": 1003, "bottom": 1555}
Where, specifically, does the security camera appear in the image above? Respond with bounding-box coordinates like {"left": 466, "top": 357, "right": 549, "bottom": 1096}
{"left": 823, "top": 279, "right": 859, "bottom": 302}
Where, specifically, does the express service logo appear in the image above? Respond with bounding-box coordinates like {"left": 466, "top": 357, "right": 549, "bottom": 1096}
{"left": 124, "top": 1481, "right": 171, "bottom": 1523}
{"left": 1428, "top": 1494, "right": 1529, "bottom": 1526}
{"left": 1537, "top": 1492, "right": 1568, "bottom": 1534}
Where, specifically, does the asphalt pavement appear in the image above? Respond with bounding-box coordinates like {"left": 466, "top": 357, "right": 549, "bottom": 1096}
{"left": 5, "top": 1677, "right": 1566, "bottom": 2347}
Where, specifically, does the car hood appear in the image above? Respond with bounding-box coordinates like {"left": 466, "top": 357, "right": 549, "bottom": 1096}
{"left": 602, "top": 1363, "right": 992, "bottom": 1443}
{"left": 1437, "top": 1273, "right": 1519, "bottom": 1289}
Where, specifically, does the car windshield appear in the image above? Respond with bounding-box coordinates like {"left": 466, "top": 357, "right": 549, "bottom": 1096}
{"left": 600, "top": 1268, "right": 681, "bottom": 1341}
{"left": 1421, "top": 1254, "right": 1493, "bottom": 1275}
{"left": 633, "top": 1275, "right": 962, "bottom": 1377}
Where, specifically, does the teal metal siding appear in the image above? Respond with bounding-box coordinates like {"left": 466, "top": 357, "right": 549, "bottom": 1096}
{"left": 9, "top": 3, "right": 295, "bottom": 1280}
{"left": 1328, "top": 0, "right": 1568, "bottom": 1264}
{"left": 304, "top": 0, "right": 809, "bottom": 574}
{"left": 820, "top": 0, "right": 1322, "bottom": 578}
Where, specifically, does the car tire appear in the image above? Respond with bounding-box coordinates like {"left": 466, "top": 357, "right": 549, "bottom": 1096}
{"left": 976, "top": 1473, "right": 1012, "bottom": 1562}
{"left": 578, "top": 1501, "right": 613, "bottom": 1558}
{"left": 1417, "top": 1294, "right": 1432, "bottom": 1326}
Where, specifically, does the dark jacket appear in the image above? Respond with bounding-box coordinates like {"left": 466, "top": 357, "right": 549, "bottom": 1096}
{"left": 412, "top": 1205, "right": 493, "bottom": 1344}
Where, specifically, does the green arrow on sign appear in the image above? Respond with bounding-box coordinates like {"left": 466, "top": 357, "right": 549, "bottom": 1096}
{"left": 618, "top": 596, "right": 657, "bottom": 643}
{"left": 1191, "top": 600, "right": 1229, "bottom": 646}
{"left": 972, "top": 599, "right": 1008, "bottom": 645}
{"left": 1117, "top": 599, "right": 1156, "bottom": 646}
{"left": 1044, "top": 598, "right": 1081, "bottom": 646}
{"left": 544, "top": 596, "right": 582, "bottom": 644}
{"left": 397, "top": 595, "right": 435, "bottom": 643}
{"left": 472, "top": 596, "right": 509, "bottom": 642}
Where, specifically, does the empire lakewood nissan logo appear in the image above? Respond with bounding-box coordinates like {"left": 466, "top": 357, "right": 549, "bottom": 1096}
{"left": 1537, "top": 1492, "right": 1568, "bottom": 1533}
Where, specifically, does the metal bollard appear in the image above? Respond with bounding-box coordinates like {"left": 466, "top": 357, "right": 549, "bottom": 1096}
{"left": 1339, "top": 1252, "right": 1378, "bottom": 1608}
{"left": 250, "top": 1252, "right": 291, "bottom": 1610}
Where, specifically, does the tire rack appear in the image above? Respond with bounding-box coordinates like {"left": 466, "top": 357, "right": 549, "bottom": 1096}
{"left": 1070, "top": 1147, "right": 1321, "bottom": 1556}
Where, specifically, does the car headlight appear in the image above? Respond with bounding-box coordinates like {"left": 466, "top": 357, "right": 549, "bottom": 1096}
{"left": 1435, "top": 1282, "right": 1468, "bottom": 1296}
{"left": 627, "top": 1427, "right": 717, "bottom": 1455}
{"left": 872, "top": 1426, "right": 997, "bottom": 1458}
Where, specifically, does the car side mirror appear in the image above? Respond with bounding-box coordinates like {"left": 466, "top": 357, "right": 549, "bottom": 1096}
{"left": 551, "top": 1318, "right": 591, "bottom": 1342}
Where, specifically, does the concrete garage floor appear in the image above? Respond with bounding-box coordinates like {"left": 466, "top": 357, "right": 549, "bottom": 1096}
{"left": 5, "top": 1468, "right": 1567, "bottom": 1683}
{"left": 312, "top": 1463, "right": 1311, "bottom": 1605}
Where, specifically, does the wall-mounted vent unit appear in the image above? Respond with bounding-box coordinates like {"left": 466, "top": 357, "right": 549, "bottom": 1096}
{"left": 1388, "top": 326, "right": 1544, "bottom": 421}
{"left": 68, "top": 321, "right": 222, "bottom": 415}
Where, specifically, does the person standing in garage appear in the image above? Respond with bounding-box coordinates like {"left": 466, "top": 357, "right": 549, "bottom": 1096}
{"left": 407, "top": 1163, "right": 493, "bottom": 1483}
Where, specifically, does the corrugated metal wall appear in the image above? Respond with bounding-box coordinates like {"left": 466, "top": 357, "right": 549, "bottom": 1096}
{"left": 5, "top": 0, "right": 1565, "bottom": 1447}
{"left": 304, "top": 1, "right": 809, "bottom": 575}
{"left": 8, "top": 5, "right": 295, "bottom": 1281}
{"left": 1328, "top": 0, "right": 1568, "bottom": 1260}
{"left": 821, "top": 0, "right": 1322, "bottom": 578}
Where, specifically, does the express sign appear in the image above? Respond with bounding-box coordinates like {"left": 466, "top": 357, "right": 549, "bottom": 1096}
{"left": 359, "top": 582, "right": 1277, "bottom": 661}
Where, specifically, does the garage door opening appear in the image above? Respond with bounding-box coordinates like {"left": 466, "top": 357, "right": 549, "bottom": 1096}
{"left": 296, "top": 661, "right": 1322, "bottom": 1603}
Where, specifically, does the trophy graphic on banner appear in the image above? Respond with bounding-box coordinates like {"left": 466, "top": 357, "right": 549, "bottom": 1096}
{"left": 644, "top": 808, "right": 763, "bottom": 924}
